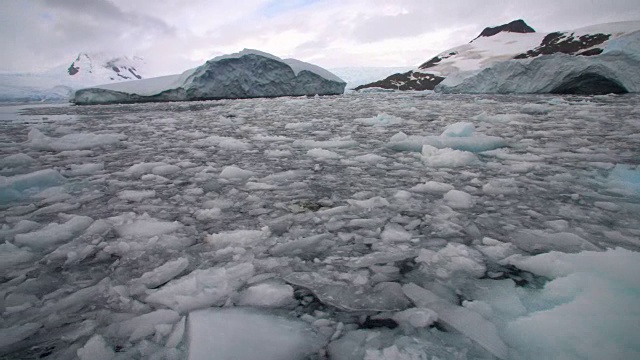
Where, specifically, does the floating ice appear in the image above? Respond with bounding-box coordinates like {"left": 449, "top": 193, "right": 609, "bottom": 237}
{"left": 307, "top": 148, "right": 340, "bottom": 159}
{"left": 347, "top": 196, "right": 390, "bottom": 209}
{"left": 482, "top": 178, "right": 519, "bottom": 196}
{"left": 511, "top": 229, "right": 599, "bottom": 253}
{"left": 124, "top": 162, "right": 168, "bottom": 177}
{"left": 392, "top": 308, "right": 438, "bottom": 329}
{"left": 285, "top": 122, "right": 314, "bottom": 130}
{"left": 14, "top": 215, "right": 94, "bottom": 250}
{"left": 64, "top": 162, "right": 104, "bottom": 176}
{"left": 443, "top": 189, "right": 474, "bottom": 209}
{"left": 285, "top": 272, "right": 410, "bottom": 311}
{"left": 0, "top": 323, "right": 42, "bottom": 355}
{"left": 152, "top": 164, "right": 181, "bottom": 176}
{"left": 0, "top": 153, "right": 35, "bottom": 168}
{"left": 115, "top": 217, "right": 182, "bottom": 238}
{"left": 76, "top": 335, "right": 115, "bottom": 360}
{"left": 105, "top": 309, "right": 180, "bottom": 341}
{"left": 237, "top": 282, "right": 295, "bottom": 307}
{"left": 502, "top": 248, "right": 640, "bottom": 360}
{"left": 355, "top": 113, "right": 404, "bottom": 127}
{"left": 606, "top": 164, "right": 640, "bottom": 194}
{"left": 388, "top": 131, "right": 506, "bottom": 153}
{"left": 345, "top": 249, "right": 417, "bottom": 268}
{"left": 380, "top": 223, "right": 413, "bottom": 243}
{"left": 421, "top": 145, "right": 479, "bottom": 168}
{"left": 416, "top": 243, "right": 486, "bottom": 280}
{"left": 205, "top": 229, "right": 268, "bottom": 248}
{"left": 117, "top": 189, "right": 156, "bottom": 202}
{"left": 0, "top": 168, "right": 66, "bottom": 203}
{"left": 441, "top": 122, "right": 475, "bottom": 137}
{"left": 187, "top": 308, "right": 326, "bottom": 360}
{"left": 27, "top": 128, "right": 124, "bottom": 151}
{"left": 520, "top": 103, "right": 552, "bottom": 115}
{"left": 293, "top": 138, "right": 358, "bottom": 148}
{"left": 402, "top": 283, "right": 509, "bottom": 360}
{"left": 410, "top": 180, "right": 454, "bottom": 194}
{"left": 219, "top": 165, "right": 256, "bottom": 179}
{"left": 353, "top": 153, "right": 386, "bottom": 163}
{"left": 131, "top": 257, "right": 190, "bottom": 289}
{"left": 145, "top": 263, "right": 254, "bottom": 313}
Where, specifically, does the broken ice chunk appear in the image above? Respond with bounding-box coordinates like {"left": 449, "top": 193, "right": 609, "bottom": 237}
{"left": 0, "top": 322, "right": 41, "bottom": 354}
{"left": 347, "top": 196, "right": 390, "bottom": 209}
{"left": 115, "top": 218, "right": 182, "bottom": 238}
{"left": 117, "top": 189, "right": 156, "bottom": 202}
{"left": 205, "top": 229, "right": 268, "bottom": 248}
{"left": 27, "top": 128, "right": 124, "bottom": 151}
{"left": 0, "top": 153, "right": 35, "bottom": 168}
{"left": 510, "top": 229, "right": 599, "bottom": 253}
{"left": 421, "top": 145, "right": 479, "bottom": 168}
{"left": 0, "top": 168, "right": 66, "bottom": 203}
{"left": 14, "top": 215, "right": 94, "bottom": 250}
{"left": 307, "top": 148, "right": 340, "bottom": 159}
{"left": 145, "top": 263, "right": 254, "bottom": 313}
{"left": 402, "top": 283, "right": 508, "bottom": 360}
{"left": 441, "top": 122, "right": 475, "bottom": 137}
{"left": 285, "top": 272, "right": 410, "bottom": 312}
{"left": 269, "top": 234, "right": 334, "bottom": 257}
{"left": 106, "top": 309, "right": 180, "bottom": 342}
{"left": 391, "top": 308, "right": 438, "bottom": 328}
{"left": 345, "top": 249, "right": 417, "bottom": 268}
{"left": 416, "top": 243, "right": 486, "bottom": 280}
{"left": 237, "top": 282, "right": 295, "bottom": 308}
{"left": 187, "top": 308, "right": 326, "bottom": 360}
{"left": 380, "top": 223, "right": 412, "bottom": 243}
{"left": 219, "top": 165, "right": 256, "bottom": 179}
{"left": 132, "top": 257, "right": 190, "bottom": 289}
{"left": 0, "top": 242, "right": 35, "bottom": 272}
{"left": 76, "top": 335, "right": 115, "bottom": 360}
{"left": 410, "top": 180, "right": 454, "bottom": 194}
{"left": 443, "top": 189, "right": 473, "bottom": 209}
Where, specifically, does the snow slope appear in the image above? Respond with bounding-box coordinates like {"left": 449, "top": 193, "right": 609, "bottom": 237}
{"left": 438, "top": 23, "right": 640, "bottom": 94}
{"left": 73, "top": 49, "right": 346, "bottom": 104}
{"left": 0, "top": 53, "right": 147, "bottom": 103}
{"left": 356, "top": 20, "right": 640, "bottom": 93}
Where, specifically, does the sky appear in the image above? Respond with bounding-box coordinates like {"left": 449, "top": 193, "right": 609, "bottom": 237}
{"left": 1, "top": 0, "right": 639, "bottom": 76}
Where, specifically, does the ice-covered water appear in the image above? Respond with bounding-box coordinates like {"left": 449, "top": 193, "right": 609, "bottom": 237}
{"left": 1, "top": 92, "right": 639, "bottom": 359}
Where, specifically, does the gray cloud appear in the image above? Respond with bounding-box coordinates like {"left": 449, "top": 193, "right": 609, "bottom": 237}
{"left": 0, "top": 0, "right": 639, "bottom": 74}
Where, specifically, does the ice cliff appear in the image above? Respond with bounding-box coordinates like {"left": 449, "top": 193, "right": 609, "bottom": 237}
{"left": 73, "top": 49, "right": 346, "bottom": 105}
{"left": 437, "top": 29, "right": 640, "bottom": 94}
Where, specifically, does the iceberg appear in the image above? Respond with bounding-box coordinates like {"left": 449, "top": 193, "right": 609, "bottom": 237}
{"left": 187, "top": 308, "right": 326, "bottom": 360}
{"left": 73, "top": 49, "right": 346, "bottom": 104}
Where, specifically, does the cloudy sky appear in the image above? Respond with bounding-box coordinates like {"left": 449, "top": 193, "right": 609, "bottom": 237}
{"left": 1, "top": 0, "right": 639, "bottom": 75}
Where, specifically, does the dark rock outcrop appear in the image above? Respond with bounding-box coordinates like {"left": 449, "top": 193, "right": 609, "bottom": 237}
{"left": 353, "top": 71, "right": 444, "bottom": 91}
{"left": 418, "top": 52, "right": 458, "bottom": 71}
{"left": 472, "top": 19, "right": 535, "bottom": 41}
{"left": 514, "top": 32, "right": 611, "bottom": 59}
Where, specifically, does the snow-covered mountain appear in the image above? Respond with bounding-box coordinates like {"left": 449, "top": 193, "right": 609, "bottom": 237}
{"left": 73, "top": 49, "right": 346, "bottom": 105}
{"left": 355, "top": 19, "right": 640, "bottom": 94}
{"left": 328, "top": 66, "right": 413, "bottom": 91}
{"left": 0, "top": 53, "right": 147, "bottom": 103}
{"left": 64, "top": 53, "right": 145, "bottom": 82}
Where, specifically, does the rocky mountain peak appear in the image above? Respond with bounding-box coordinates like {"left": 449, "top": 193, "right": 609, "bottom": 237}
{"left": 472, "top": 19, "right": 535, "bottom": 41}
